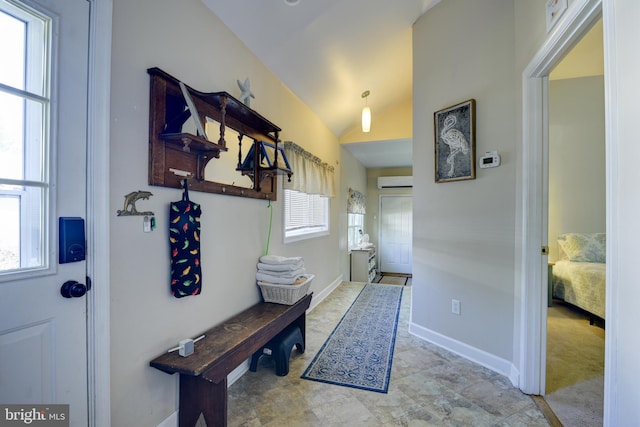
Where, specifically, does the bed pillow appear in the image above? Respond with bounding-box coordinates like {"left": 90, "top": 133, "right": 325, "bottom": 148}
{"left": 557, "top": 233, "right": 606, "bottom": 263}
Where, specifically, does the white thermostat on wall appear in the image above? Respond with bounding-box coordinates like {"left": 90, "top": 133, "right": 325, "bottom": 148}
{"left": 479, "top": 151, "right": 501, "bottom": 169}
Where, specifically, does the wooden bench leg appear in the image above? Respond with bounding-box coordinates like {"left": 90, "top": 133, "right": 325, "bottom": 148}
{"left": 179, "top": 374, "right": 227, "bottom": 427}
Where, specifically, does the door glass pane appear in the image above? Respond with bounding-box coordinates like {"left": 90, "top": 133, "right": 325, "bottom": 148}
{"left": 0, "top": 196, "right": 20, "bottom": 271}
{"left": 0, "top": 187, "right": 44, "bottom": 273}
{"left": 23, "top": 97, "right": 45, "bottom": 182}
{"left": 0, "top": 9, "right": 26, "bottom": 89}
{"left": 1, "top": 92, "right": 24, "bottom": 180}
{"left": 0, "top": 1, "right": 49, "bottom": 276}
{"left": 0, "top": 93, "right": 46, "bottom": 182}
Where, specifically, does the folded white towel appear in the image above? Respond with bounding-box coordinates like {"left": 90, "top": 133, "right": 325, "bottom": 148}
{"left": 256, "top": 272, "right": 306, "bottom": 285}
{"left": 257, "top": 268, "right": 305, "bottom": 280}
{"left": 257, "top": 261, "right": 304, "bottom": 272}
{"left": 259, "top": 255, "right": 304, "bottom": 265}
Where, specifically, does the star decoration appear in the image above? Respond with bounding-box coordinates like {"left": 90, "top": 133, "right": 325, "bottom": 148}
{"left": 237, "top": 77, "right": 255, "bottom": 107}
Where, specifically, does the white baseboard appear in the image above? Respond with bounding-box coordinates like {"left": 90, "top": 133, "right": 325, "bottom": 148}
{"left": 156, "top": 410, "right": 177, "bottom": 427}
{"left": 157, "top": 274, "right": 344, "bottom": 427}
{"left": 309, "top": 275, "right": 343, "bottom": 312}
{"left": 227, "top": 359, "right": 250, "bottom": 386}
{"left": 408, "top": 321, "right": 519, "bottom": 387}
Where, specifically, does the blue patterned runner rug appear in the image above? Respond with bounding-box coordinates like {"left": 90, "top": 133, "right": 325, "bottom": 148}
{"left": 301, "top": 284, "right": 403, "bottom": 393}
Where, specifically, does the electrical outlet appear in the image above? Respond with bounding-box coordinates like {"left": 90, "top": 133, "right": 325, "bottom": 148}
{"left": 451, "top": 299, "right": 461, "bottom": 315}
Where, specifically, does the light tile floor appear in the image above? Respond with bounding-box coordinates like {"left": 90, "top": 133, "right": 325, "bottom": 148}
{"left": 228, "top": 282, "right": 550, "bottom": 426}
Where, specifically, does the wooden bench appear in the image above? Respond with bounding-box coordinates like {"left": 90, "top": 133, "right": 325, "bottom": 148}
{"left": 150, "top": 293, "right": 312, "bottom": 427}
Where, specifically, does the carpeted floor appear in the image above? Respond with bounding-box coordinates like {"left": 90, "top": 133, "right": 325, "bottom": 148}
{"left": 545, "top": 301, "right": 605, "bottom": 426}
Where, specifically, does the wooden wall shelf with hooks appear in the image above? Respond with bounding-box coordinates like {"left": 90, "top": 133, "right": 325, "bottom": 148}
{"left": 148, "top": 67, "right": 290, "bottom": 200}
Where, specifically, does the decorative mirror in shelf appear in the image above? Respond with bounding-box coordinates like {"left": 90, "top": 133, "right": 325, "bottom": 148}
{"left": 147, "top": 67, "right": 292, "bottom": 200}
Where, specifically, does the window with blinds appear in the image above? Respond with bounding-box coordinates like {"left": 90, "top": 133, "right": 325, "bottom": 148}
{"left": 284, "top": 189, "right": 329, "bottom": 242}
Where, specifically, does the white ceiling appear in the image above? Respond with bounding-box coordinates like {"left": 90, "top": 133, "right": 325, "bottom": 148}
{"left": 201, "top": 0, "right": 437, "bottom": 137}
{"left": 342, "top": 138, "right": 413, "bottom": 169}
{"left": 342, "top": 139, "right": 413, "bottom": 169}
{"left": 201, "top": 1, "right": 602, "bottom": 170}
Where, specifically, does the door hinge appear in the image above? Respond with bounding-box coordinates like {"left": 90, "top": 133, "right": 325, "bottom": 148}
{"left": 541, "top": 246, "right": 549, "bottom": 255}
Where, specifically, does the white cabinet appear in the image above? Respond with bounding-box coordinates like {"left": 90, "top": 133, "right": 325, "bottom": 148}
{"left": 350, "top": 247, "right": 376, "bottom": 282}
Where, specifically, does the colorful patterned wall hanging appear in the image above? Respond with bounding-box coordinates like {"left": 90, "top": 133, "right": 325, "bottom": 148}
{"left": 169, "top": 180, "right": 202, "bottom": 297}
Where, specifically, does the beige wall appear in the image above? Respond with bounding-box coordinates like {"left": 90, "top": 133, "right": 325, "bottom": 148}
{"left": 412, "top": 0, "right": 517, "bottom": 361}
{"left": 340, "top": 97, "right": 412, "bottom": 143}
{"left": 548, "top": 76, "right": 605, "bottom": 261}
{"left": 109, "top": 0, "right": 361, "bottom": 424}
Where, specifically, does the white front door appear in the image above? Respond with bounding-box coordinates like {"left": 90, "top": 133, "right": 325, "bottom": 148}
{"left": 0, "top": 0, "right": 90, "bottom": 425}
{"left": 379, "top": 195, "right": 413, "bottom": 274}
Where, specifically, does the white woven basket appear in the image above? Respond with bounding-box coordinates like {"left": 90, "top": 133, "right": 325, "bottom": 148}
{"left": 257, "top": 274, "right": 314, "bottom": 305}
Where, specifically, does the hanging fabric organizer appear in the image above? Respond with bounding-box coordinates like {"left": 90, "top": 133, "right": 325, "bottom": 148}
{"left": 169, "top": 180, "right": 202, "bottom": 298}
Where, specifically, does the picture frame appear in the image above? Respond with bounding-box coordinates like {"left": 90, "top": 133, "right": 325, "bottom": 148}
{"left": 434, "top": 99, "right": 476, "bottom": 183}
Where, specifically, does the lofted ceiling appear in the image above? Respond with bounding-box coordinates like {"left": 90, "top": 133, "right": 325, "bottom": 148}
{"left": 201, "top": 2, "right": 603, "bottom": 169}
{"left": 200, "top": 0, "right": 438, "bottom": 171}
{"left": 201, "top": 0, "right": 438, "bottom": 137}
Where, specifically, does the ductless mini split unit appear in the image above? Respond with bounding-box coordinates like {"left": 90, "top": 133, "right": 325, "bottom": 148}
{"left": 376, "top": 176, "right": 413, "bottom": 189}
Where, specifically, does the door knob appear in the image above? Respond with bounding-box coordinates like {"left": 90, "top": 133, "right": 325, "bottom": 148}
{"left": 60, "top": 280, "right": 87, "bottom": 298}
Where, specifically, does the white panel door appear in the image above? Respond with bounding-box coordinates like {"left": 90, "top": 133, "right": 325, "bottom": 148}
{"left": 0, "top": 0, "right": 90, "bottom": 424}
{"left": 379, "top": 195, "right": 412, "bottom": 274}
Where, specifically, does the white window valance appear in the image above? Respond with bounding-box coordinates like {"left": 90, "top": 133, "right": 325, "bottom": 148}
{"left": 347, "top": 188, "right": 366, "bottom": 214}
{"left": 283, "top": 141, "right": 335, "bottom": 197}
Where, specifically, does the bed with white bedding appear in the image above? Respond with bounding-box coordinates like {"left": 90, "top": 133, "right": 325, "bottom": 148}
{"left": 552, "top": 233, "right": 606, "bottom": 321}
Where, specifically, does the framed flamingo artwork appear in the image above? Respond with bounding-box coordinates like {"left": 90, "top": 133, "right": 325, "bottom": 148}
{"left": 434, "top": 99, "right": 476, "bottom": 183}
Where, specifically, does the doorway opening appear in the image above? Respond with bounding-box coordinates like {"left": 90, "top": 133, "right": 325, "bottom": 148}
{"left": 518, "top": 0, "right": 602, "bottom": 403}
{"left": 378, "top": 195, "right": 413, "bottom": 276}
{"left": 544, "top": 18, "right": 605, "bottom": 425}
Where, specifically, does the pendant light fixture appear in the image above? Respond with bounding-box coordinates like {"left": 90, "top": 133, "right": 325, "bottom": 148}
{"left": 361, "top": 90, "right": 371, "bottom": 133}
